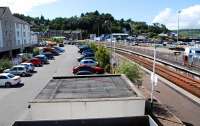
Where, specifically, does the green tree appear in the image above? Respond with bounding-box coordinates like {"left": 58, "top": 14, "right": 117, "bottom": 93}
{"left": 0, "top": 58, "right": 12, "bottom": 72}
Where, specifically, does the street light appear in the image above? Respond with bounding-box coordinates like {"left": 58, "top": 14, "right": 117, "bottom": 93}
{"left": 177, "top": 10, "right": 181, "bottom": 43}
{"left": 105, "top": 20, "right": 115, "bottom": 73}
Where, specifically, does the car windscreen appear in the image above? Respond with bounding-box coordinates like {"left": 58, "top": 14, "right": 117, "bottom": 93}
{"left": 195, "top": 51, "right": 200, "bottom": 54}
{"left": 8, "top": 74, "right": 15, "bottom": 78}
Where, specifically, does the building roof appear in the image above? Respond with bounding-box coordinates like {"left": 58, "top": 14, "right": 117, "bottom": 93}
{"left": 0, "top": 7, "right": 29, "bottom": 25}
{"left": 0, "top": 7, "right": 8, "bottom": 18}
{"left": 33, "top": 75, "right": 143, "bottom": 102}
{"left": 13, "top": 16, "right": 29, "bottom": 25}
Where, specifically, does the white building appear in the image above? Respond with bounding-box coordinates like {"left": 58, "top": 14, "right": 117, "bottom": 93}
{"left": 0, "top": 7, "right": 36, "bottom": 55}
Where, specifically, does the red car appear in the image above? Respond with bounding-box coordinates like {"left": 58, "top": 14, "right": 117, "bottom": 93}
{"left": 27, "top": 58, "right": 42, "bottom": 67}
{"left": 73, "top": 65, "right": 104, "bottom": 75}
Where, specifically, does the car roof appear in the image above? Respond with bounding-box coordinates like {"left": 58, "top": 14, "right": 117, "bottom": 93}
{"left": 81, "top": 59, "right": 95, "bottom": 61}
{"left": 21, "top": 62, "right": 32, "bottom": 65}
{"left": 13, "top": 65, "right": 26, "bottom": 68}
{"left": 0, "top": 73, "right": 10, "bottom": 76}
{"left": 36, "top": 55, "right": 45, "bottom": 57}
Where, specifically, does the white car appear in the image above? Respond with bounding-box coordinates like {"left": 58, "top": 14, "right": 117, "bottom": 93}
{"left": 80, "top": 59, "right": 97, "bottom": 67}
{"left": 0, "top": 73, "right": 21, "bottom": 87}
{"left": 21, "top": 63, "right": 35, "bottom": 72}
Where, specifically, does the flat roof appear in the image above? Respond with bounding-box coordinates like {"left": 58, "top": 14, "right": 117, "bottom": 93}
{"left": 33, "top": 75, "right": 143, "bottom": 102}
{"left": 13, "top": 116, "right": 155, "bottom": 126}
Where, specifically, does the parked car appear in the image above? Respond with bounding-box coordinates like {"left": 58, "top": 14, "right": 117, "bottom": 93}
{"left": 52, "top": 49, "right": 60, "bottom": 56}
{"left": 77, "top": 56, "right": 96, "bottom": 62}
{"left": 81, "top": 49, "right": 94, "bottom": 55}
{"left": 59, "top": 43, "right": 64, "bottom": 47}
{"left": 4, "top": 65, "right": 31, "bottom": 77}
{"left": 0, "top": 73, "right": 21, "bottom": 87}
{"left": 73, "top": 65, "right": 104, "bottom": 74}
{"left": 35, "top": 55, "right": 49, "bottom": 64}
{"left": 28, "top": 58, "right": 43, "bottom": 67}
{"left": 21, "top": 63, "right": 35, "bottom": 72}
{"left": 80, "top": 59, "right": 97, "bottom": 66}
{"left": 54, "top": 46, "right": 65, "bottom": 53}
{"left": 42, "top": 52, "right": 54, "bottom": 60}
{"left": 78, "top": 46, "right": 90, "bottom": 53}
{"left": 82, "top": 50, "right": 94, "bottom": 56}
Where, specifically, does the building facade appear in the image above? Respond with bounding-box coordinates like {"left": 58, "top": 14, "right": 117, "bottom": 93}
{"left": 0, "top": 7, "right": 35, "bottom": 55}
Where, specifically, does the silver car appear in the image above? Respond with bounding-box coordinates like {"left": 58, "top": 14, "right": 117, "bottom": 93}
{"left": 4, "top": 65, "right": 31, "bottom": 77}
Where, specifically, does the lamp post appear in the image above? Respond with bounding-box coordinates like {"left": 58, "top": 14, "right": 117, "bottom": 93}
{"left": 151, "top": 41, "right": 157, "bottom": 103}
{"left": 105, "top": 20, "right": 115, "bottom": 73}
{"left": 177, "top": 10, "right": 181, "bottom": 43}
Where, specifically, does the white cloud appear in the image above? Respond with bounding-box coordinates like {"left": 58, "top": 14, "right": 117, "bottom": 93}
{"left": 0, "top": 0, "right": 58, "bottom": 14}
{"left": 153, "top": 5, "right": 200, "bottom": 30}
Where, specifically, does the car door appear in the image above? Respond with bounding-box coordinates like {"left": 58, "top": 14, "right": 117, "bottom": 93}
{"left": 18, "top": 67, "right": 24, "bottom": 74}
{"left": 10, "top": 67, "right": 18, "bottom": 75}
{"left": 0, "top": 76, "right": 7, "bottom": 86}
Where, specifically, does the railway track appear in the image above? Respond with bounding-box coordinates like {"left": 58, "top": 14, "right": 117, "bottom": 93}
{"left": 116, "top": 49, "right": 200, "bottom": 98}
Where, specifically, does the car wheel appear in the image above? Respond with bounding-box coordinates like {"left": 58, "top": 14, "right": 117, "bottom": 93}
{"left": 5, "top": 82, "right": 11, "bottom": 88}
{"left": 21, "top": 72, "right": 26, "bottom": 77}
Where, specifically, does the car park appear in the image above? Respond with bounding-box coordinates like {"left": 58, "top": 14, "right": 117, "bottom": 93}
{"left": 35, "top": 55, "right": 49, "bottom": 64}
{"left": 28, "top": 58, "right": 43, "bottom": 67}
{"left": 21, "top": 63, "right": 35, "bottom": 72}
{"left": 3, "top": 65, "right": 31, "bottom": 77}
{"left": 0, "top": 73, "right": 21, "bottom": 87}
{"left": 73, "top": 65, "right": 104, "bottom": 74}
{"left": 80, "top": 59, "right": 97, "bottom": 66}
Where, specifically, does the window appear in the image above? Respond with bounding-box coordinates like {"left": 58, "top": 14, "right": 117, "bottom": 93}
{"left": 11, "top": 67, "right": 18, "bottom": 71}
{"left": 0, "top": 76, "right": 7, "bottom": 79}
{"left": 7, "top": 74, "right": 15, "bottom": 78}
{"left": 16, "top": 23, "right": 19, "bottom": 29}
{"left": 23, "top": 32, "right": 26, "bottom": 37}
{"left": 17, "top": 31, "right": 19, "bottom": 37}
{"left": 18, "top": 67, "right": 24, "bottom": 71}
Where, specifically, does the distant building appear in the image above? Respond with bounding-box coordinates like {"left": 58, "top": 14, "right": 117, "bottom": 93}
{"left": 112, "top": 33, "right": 129, "bottom": 40}
{"left": 0, "top": 7, "right": 36, "bottom": 56}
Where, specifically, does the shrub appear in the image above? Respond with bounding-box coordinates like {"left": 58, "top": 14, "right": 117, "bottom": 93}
{"left": 0, "top": 58, "right": 12, "bottom": 72}
{"left": 117, "top": 61, "right": 142, "bottom": 83}
{"left": 33, "top": 47, "right": 40, "bottom": 56}
{"left": 95, "top": 45, "right": 110, "bottom": 71}
{"left": 88, "top": 42, "right": 98, "bottom": 52}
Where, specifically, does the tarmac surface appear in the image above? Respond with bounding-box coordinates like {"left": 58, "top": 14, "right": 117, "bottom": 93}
{"left": 0, "top": 45, "right": 80, "bottom": 126}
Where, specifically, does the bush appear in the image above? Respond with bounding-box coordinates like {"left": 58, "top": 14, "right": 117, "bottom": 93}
{"left": 0, "top": 58, "right": 12, "bottom": 72}
{"left": 95, "top": 45, "right": 110, "bottom": 71}
{"left": 33, "top": 47, "right": 40, "bottom": 56}
{"left": 116, "top": 61, "right": 142, "bottom": 83}
{"left": 88, "top": 42, "right": 98, "bottom": 52}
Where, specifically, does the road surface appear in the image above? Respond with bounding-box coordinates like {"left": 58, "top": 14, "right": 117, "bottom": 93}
{"left": 0, "top": 45, "right": 80, "bottom": 126}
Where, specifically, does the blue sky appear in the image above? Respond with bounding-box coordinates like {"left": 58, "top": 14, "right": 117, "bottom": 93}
{"left": 1, "top": 0, "right": 200, "bottom": 29}
{"left": 27, "top": 0, "right": 199, "bottom": 22}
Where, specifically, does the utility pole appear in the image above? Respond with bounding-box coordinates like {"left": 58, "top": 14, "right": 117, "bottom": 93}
{"left": 177, "top": 10, "right": 181, "bottom": 43}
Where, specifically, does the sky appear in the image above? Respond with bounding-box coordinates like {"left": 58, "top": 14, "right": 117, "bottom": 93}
{"left": 0, "top": 0, "right": 200, "bottom": 30}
